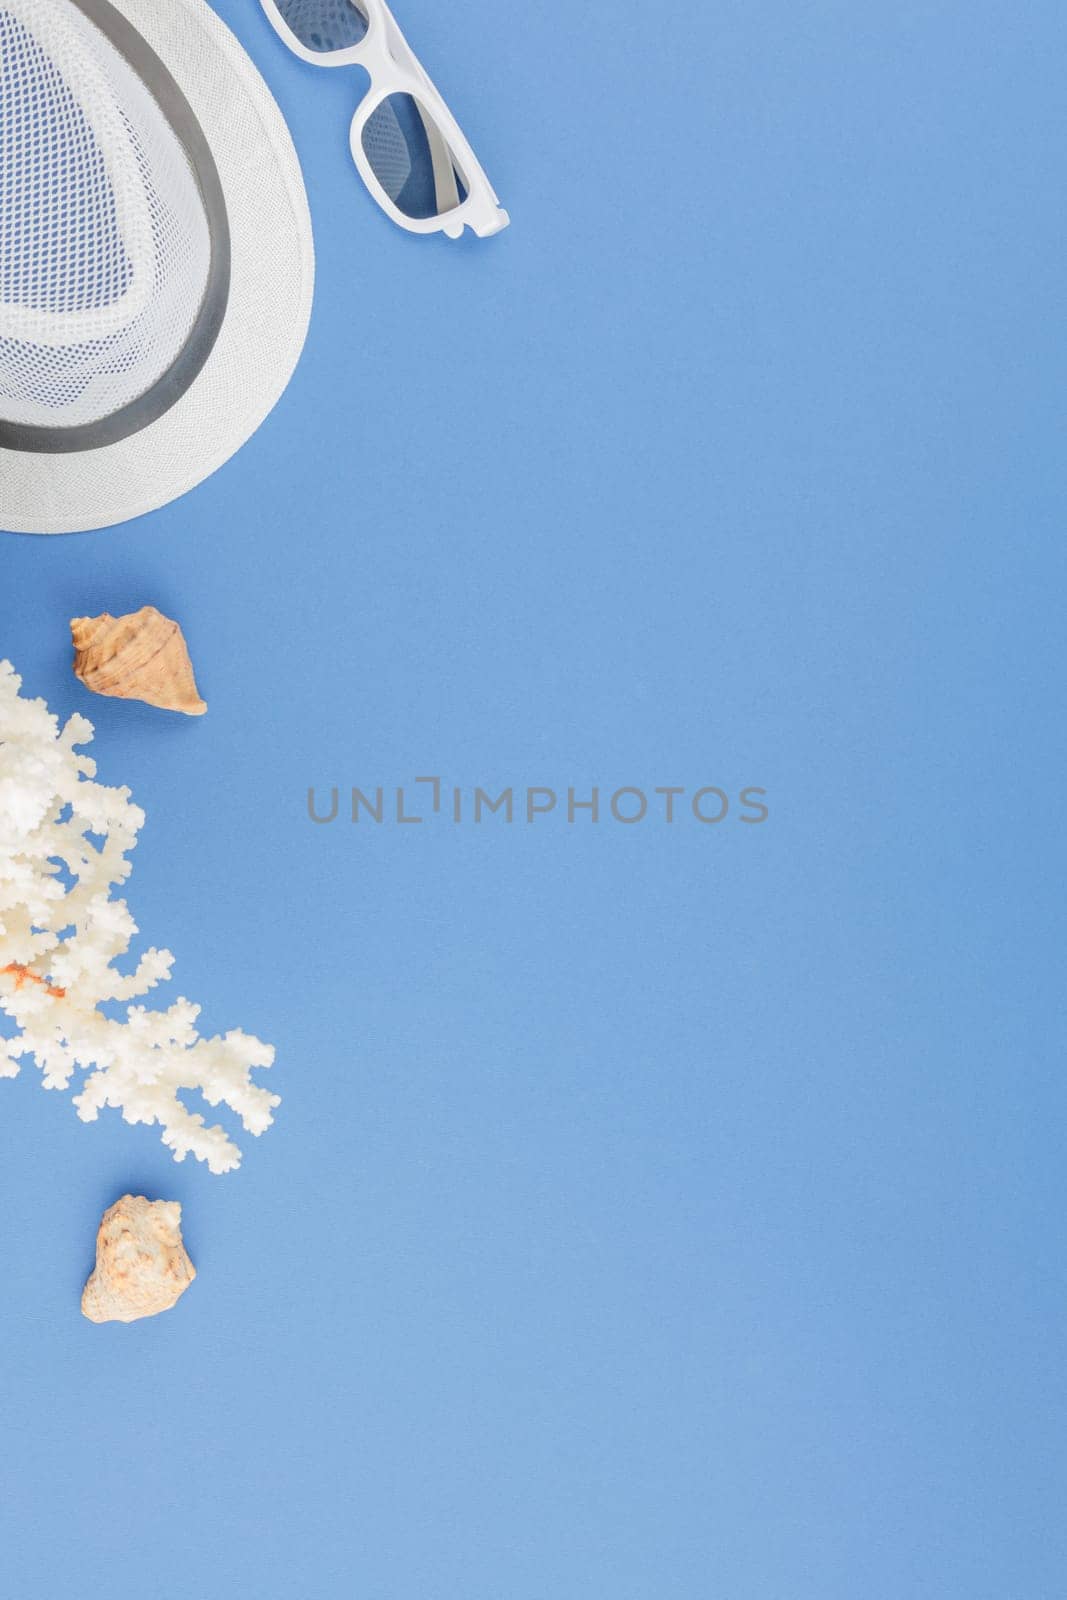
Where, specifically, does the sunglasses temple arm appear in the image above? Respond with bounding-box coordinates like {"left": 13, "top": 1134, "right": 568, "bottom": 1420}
{"left": 379, "top": 3, "right": 470, "bottom": 212}
{"left": 376, "top": 1, "right": 507, "bottom": 230}
{"left": 415, "top": 101, "right": 460, "bottom": 213}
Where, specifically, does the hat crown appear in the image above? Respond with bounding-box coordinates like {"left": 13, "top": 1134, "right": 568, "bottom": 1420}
{"left": 0, "top": 0, "right": 213, "bottom": 430}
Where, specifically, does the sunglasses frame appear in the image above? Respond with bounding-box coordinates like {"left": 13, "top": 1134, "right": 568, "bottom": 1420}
{"left": 258, "top": 0, "right": 509, "bottom": 239}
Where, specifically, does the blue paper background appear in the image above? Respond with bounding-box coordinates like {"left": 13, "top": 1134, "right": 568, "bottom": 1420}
{"left": 3, "top": 2, "right": 1066, "bottom": 1595}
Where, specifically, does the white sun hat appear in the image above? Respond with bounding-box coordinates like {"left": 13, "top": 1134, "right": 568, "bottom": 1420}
{"left": 0, "top": 0, "right": 314, "bottom": 535}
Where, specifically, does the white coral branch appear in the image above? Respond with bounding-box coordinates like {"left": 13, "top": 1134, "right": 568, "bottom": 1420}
{"left": 0, "top": 662, "right": 278, "bottom": 1173}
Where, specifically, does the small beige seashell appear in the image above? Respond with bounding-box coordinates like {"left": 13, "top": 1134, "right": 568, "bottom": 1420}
{"left": 70, "top": 606, "right": 207, "bottom": 715}
{"left": 81, "top": 1195, "right": 196, "bottom": 1325}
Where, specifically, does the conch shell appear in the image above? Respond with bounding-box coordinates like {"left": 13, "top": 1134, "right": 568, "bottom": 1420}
{"left": 82, "top": 1195, "right": 196, "bottom": 1324}
{"left": 70, "top": 606, "right": 206, "bottom": 715}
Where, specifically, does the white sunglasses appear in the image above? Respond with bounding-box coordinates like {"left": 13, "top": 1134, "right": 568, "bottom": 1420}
{"left": 259, "top": 0, "right": 509, "bottom": 239}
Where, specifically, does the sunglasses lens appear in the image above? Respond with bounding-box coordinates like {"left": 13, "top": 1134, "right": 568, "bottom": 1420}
{"left": 361, "top": 94, "right": 468, "bottom": 219}
{"left": 274, "top": 0, "right": 368, "bottom": 52}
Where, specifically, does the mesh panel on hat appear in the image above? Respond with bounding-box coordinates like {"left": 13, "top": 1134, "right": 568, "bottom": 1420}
{"left": 0, "top": 0, "right": 212, "bottom": 428}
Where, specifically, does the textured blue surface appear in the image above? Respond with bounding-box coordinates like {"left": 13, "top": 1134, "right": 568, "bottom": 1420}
{"left": 3, "top": 2, "right": 1067, "bottom": 1595}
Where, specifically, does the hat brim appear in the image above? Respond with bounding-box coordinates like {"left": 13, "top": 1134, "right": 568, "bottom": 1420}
{"left": 0, "top": 0, "right": 314, "bottom": 535}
